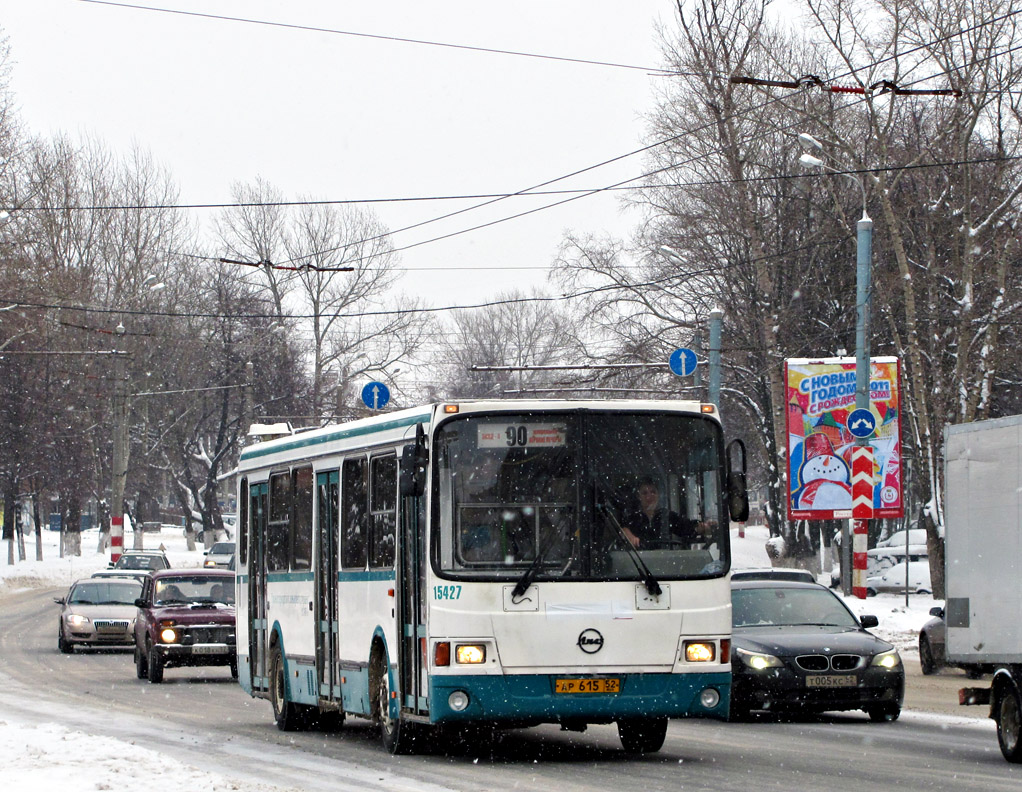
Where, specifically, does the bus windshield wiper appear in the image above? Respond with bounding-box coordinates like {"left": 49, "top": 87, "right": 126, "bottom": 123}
{"left": 511, "top": 520, "right": 569, "bottom": 601}
{"left": 601, "top": 504, "right": 663, "bottom": 598}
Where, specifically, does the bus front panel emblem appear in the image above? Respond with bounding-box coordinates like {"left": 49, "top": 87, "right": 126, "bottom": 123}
{"left": 576, "top": 628, "right": 604, "bottom": 654}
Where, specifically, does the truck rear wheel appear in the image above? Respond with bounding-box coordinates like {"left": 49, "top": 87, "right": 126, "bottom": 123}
{"left": 997, "top": 686, "right": 1022, "bottom": 763}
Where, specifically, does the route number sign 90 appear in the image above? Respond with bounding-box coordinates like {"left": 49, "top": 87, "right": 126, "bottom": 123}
{"left": 477, "top": 424, "right": 567, "bottom": 448}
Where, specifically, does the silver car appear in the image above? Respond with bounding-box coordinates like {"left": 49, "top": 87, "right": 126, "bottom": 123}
{"left": 204, "top": 541, "right": 236, "bottom": 568}
{"left": 55, "top": 578, "right": 143, "bottom": 653}
{"left": 918, "top": 606, "right": 989, "bottom": 678}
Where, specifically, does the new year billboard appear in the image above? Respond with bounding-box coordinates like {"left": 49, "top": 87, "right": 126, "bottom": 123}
{"left": 785, "top": 357, "right": 903, "bottom": 521}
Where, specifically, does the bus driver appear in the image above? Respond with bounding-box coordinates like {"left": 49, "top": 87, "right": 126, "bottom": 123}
{"left": 620, "top": 476, "right": 712, "bottom": 550}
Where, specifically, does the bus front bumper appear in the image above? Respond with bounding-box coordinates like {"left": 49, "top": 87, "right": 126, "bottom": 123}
{"left": 429, "top": 671, "right": 730, "bottom": 724}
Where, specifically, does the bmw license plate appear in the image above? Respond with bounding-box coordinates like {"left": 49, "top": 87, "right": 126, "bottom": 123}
{"left": 555, "top": 678, "right": 620, "bottom": 694}
{"left": 805, "top": 674, "right": 857, "bottom": 687}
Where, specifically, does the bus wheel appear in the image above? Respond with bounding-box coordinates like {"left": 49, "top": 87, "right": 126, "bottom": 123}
{"left": 375, "top": 655, "right": 415, "bottom": 754}
{"left": 617, "top": 717, "right": 668, "bottom": 753}
{"left": 270, "top": 646, "right": 309, "bottom": 731}
{"left": 997, "top": 686, "right": 1022, "bottom": 763}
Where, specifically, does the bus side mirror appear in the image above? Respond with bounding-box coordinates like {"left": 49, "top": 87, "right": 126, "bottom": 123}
{"left": 400, "top": 425, "right": 428, "bottom": 497}
{"left": 726, "top": 439, "right": 750, "bottom": 522}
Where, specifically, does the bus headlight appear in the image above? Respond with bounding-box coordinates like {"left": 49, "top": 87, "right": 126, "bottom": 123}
{"left": 684, "top": 641, "right": 716, "bottom": 662}
{"left": 448, "top": 690, "right": 470, "bottom": 711}
{"left": 455, "top": 644, "right": 486, "bottom": 664}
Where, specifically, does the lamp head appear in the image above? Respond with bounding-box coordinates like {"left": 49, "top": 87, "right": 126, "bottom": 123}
{"left": 799, "top": 153, "right": 825, "bottom": 169}
{"left": 797, "top": 133, "right": 823, "bottom": 152}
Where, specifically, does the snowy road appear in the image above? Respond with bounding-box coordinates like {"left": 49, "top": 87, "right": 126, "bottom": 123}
{"left": 2, "top": 585, "right": 1020, "bottom": 791}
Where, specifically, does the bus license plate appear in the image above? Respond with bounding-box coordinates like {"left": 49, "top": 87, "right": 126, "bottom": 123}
{"left": 555, "top": 678, "right": 620, "bottom": 694}
{"left": 805, "top": 674, "right": 857, "bottom": 688}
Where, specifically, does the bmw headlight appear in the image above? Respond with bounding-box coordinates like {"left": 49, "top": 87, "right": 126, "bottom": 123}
{"left": 871, "top": 650, "right": 902, "bottom": 669}
{"left": 735, "top": 647, "right": 782, "bottom": 670}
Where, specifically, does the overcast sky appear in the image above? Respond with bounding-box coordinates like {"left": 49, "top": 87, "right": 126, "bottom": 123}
{"left": 0, "top": 0, "right": 680, "bottom": 307}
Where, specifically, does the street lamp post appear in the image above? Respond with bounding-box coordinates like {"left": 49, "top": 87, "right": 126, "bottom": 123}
{"left": 799, "top": 133, "right": 873, "bottom": 599}
{"left": 110, "top": 323, "right": 128, "bottom": 565}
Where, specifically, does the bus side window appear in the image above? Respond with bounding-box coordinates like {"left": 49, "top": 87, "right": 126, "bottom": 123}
{"left": 239, "top": 477, "right": 248, "bottom": 566}
{"left": 341, "top": 457, "right": 368, "bottom": 569}
{"left": 268, "top": 471, "right": 291, "bottom": 572}
{"left": 370, "top": 455, "right": 397, "bottom": 569}
{"left": 292, "top": 466, "right": 313, "bottom": 571}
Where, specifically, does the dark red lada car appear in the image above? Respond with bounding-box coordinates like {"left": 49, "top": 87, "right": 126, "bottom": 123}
{"left": 133, "top": 568, "right": 237, "bottom": 683}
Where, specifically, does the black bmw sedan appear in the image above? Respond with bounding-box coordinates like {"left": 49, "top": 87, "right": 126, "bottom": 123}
{"left": 730, "top": 579, "right": 904, "bottom": 721}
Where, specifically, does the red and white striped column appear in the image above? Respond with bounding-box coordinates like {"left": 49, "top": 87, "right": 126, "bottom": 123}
{"left": 851, "top": 445, "right": 874, "bottom": 598}
{"left": 111, "top": 515, "right": 123, "bottom": 564}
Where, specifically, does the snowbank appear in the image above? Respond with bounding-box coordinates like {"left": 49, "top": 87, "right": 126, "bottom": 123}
{"left": 0, "top": 526, "right": 209, "bottom": 598}
{"left": 0, "top": 716, "right": 300, "bottom": 792}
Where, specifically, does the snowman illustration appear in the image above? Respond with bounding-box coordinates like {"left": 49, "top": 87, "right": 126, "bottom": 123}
{"left": 794, "top": 433, "right": 852, "bottom": 510}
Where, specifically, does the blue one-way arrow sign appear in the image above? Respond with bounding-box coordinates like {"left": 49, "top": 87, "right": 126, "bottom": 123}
{"left": 361, "top": 381, "right": 391, "bottom": 410}
{"left": 668, "top": 347, "right": 698, "bottom": 377}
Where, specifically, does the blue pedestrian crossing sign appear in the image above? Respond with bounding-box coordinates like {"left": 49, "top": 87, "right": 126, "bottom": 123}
{"left": 361, "top": 381, "right": 391, "bottom": 410}
{"left": 668, "top": 347, "right": 698, "bottom": 378}
{"left": 847, "top": 408, "right": 877, "bottom": 438}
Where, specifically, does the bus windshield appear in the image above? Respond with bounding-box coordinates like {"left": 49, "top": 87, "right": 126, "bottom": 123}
{"left": 434, "top": 411, "right": 729, "bottom": 582}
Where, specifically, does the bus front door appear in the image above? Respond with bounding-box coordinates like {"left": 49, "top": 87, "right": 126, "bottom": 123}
{"left": 398, "top": 485, "right": 428, "bottom": 716}
{"left": 248, "top": 482, "right": 269, "bottom": 693}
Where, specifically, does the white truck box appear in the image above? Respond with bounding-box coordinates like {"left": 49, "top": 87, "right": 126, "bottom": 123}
{"left": 944, "top": 415, "right": 1022, "bottom": 664}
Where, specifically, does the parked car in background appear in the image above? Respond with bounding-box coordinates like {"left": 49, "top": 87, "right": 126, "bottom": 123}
{"left": 133, "top": 568, "right": 236, "bottom": 683}
{"left": 111, "top": 550, "right": 170, "bottom": 571}
{"left": 730, "top": 579, "right": 904, "bottom": 721}
{"left": 865, "top": 559, "right": 932, "bottom": 596}
{"left": 55, "top": 578, "right": 143, "bottom": 653}
{"left": 918, "top": 606, "right": 990, "bottom": 678}
{"left": 876, "top": 528, "right": 930, "bottom": 548}
{"left": 204, "top": 541, "right": 236, "bottom": 568}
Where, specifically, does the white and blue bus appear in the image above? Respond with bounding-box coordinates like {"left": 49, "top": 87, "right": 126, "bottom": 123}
{"left": 235, "top": 399, "right": 749, "bottom": 753}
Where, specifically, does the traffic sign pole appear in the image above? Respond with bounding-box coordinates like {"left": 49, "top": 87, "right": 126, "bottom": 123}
{"left": 851, "top": 444, "right": 874, "bottom": 598}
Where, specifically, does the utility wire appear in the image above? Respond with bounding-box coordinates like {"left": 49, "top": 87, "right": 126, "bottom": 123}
{"left": 0, "top": 237, "right": 845, "bottom": 321}
{"left": 260, "top": 8, "right": 1022, "bottom": 268}
{"left": 79, "top": 0, "right": 671, "bottom": 74}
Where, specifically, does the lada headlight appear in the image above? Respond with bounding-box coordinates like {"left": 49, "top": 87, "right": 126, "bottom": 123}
{"left": 159, "top": 620, "right": 179, "bottom": 643}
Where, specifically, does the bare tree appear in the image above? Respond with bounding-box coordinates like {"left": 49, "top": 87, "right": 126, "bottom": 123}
{"left": 428, "top": 290, "right": 586, "bottom": 399}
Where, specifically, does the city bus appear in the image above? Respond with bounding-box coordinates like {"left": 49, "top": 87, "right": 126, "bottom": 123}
{"left": 235, "top": 399, "right": 749, "bottom": 753}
